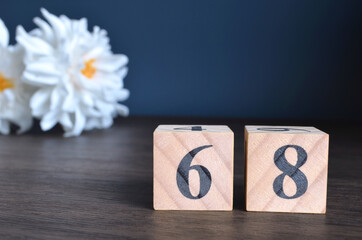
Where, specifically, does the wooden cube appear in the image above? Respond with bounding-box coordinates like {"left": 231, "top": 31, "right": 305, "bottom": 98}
{"left": 154, "top": 125, "right": 234, "bottom": 210}
{"left": 245, "top": 126, "right": 329, "bottom": 214}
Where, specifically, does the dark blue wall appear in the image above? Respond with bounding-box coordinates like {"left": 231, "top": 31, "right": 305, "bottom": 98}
{"left": 2, "top": 0, "right": 361, "bottom": 120}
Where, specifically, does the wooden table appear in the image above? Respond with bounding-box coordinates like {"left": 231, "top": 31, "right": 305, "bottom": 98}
{"left": 0, "top": 117, "right": 361, "bottom": 239}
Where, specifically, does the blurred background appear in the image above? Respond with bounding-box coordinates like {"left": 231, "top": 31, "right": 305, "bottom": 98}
{"left": 1, "top": 0, "right": 361, "bottom": 120}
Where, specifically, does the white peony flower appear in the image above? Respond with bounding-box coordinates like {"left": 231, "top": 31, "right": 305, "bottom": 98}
{"left": 0, "top": 19, "right": 32, "bottom": 135}
{"left": 16, "top": 8, "right": 129, "bottom": 137}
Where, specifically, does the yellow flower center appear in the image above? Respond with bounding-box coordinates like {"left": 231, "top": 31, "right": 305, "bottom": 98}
{"left": 0, "top": 72, "right": 14, "bottom": 92}
{"left": 81, "top": 59, "right": 96, "bottom": 79}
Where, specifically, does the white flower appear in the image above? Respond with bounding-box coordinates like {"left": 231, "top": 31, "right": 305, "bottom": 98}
{"left": 0, "top": 19, "right": 32, "bottom": 135}
{"left": 16, "top": 8, "right": 129, "bottom": 137}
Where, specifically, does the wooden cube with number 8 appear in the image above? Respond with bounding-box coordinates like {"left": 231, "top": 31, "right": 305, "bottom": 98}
{"left": 154, "top": 125, "right": 234, "bottom": 210}
{"left": 245, "top": 125, "right": 329, "bottom": 214}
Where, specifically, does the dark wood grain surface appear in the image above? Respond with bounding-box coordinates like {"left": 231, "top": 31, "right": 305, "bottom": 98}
{"left": 0, "top": 116, "right": 361, "bottom": 239}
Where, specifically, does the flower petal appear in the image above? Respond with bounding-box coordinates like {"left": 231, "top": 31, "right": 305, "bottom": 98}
{"left": 115, "top": 89, "right": 130, "bottom": 102}
{"left": 14, "top": 110, "right": 33, "bottom": 134}
{"left": 30, "top": 88, "right": 51, "bottom": 117}
{"left": 0, "top": 120, "right": 10, "bottom": 135}
{"left": 101, "top": 116, "right": 113, "bottom": 128}
{"left": 64, "top": 107, "right": 85, "bottom": 137}
{"left": 118, "top": 67, "right": 128, "bottom": 81}
{"left": 0, "top": 18, "right": 9, "bottom": 47}
{"left": 25, "top": 60, "right": 60, "bottom": 76}
{"left": 62, "top": 81, "right": 76, "bottom": 112}
{"left": 50, "top": 87, "right": 63, "bottom": 110}
{"left": 33, "top": 17, "right": 54, "bottom": 44}
{"left": 59, "top": 15, "right": 72, "bottom": 33}
{"left": 78, "top": 18, "right": 88, "bottom": 33}
{"left": 2, "top": 89, "right": 15, "bottom": 102}
{"left": 82, "top": 47, "right": 105, "bottom": 60}
{"left": 59, "top": 112, "right": 72, "bottom": 130}
{"left": 41, "top": 8, "right": 67, "bottom": 42}
{"left": 115, "top": 104, "right": 129, "bottom": 116}
{"left": 80, "top": 92, "right": 94, "bottom": 107}
{"left": 94, "top": 54, "right": 128, "bottom": 72}
{"left": 95, "top": 100, "right": 113, "bottom": 115}
{"left": 83, "top": 107, "right": 102, "bottom": 118}
{"left": 84, "top": 117, "right": 100, "bottom": 130}
{"left": 40, "top": 110, "right": 59, "bottom": 131}
{"left": 23, "top": 71, "right": 59, "bottom": 86}
{"left": 16, "top": 26, "right": 54, "bottom": 55}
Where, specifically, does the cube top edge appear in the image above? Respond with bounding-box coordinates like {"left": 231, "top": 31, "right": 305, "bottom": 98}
{"left": 245, "top": 125, "right": 328, "bottom": 135}
{"left": 154, "top": 125, "right": 233, "bottom": 133}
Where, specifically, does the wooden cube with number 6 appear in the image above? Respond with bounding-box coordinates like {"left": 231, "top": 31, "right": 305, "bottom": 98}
{"left": 245, "top": 126, "right": 329, "bottom": 213}
{"left": 154, "top": 125, "right": 234, "bottom": 210}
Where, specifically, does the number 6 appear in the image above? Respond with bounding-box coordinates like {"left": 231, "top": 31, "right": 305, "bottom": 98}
{"left": 176, "top": 145, "right": 212, "bottom": 199}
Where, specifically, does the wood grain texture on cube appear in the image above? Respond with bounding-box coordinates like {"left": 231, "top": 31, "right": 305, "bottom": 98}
{"left": 154, "top": 125, "right": 234, "bottom": 210}
{"left": 245, "top": 125, "right": 329, "bottom": 214}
